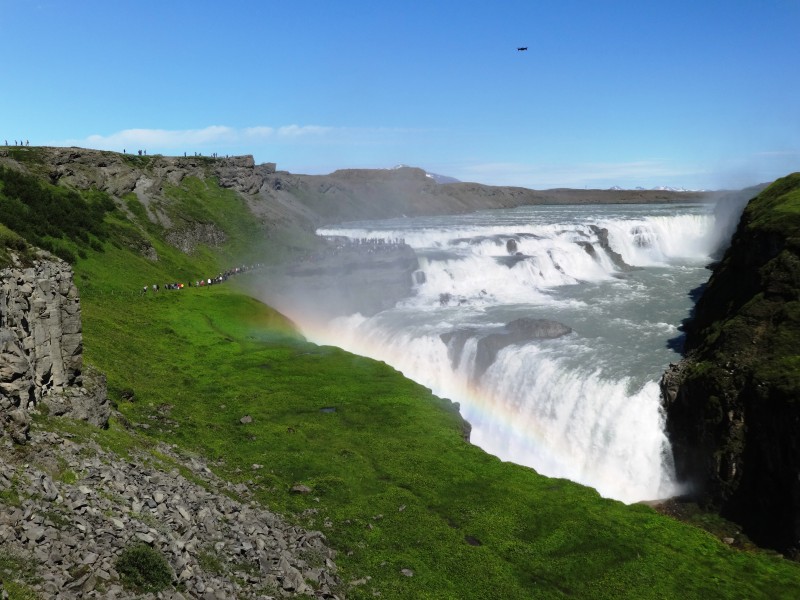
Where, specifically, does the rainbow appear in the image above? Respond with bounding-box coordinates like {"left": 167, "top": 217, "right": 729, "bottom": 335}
{"left": 285, "top": 306, "right": 681, "bottom": 504}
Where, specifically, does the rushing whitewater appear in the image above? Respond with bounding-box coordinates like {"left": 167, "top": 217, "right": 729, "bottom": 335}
{"left": 297, "top": 203, "right": 719, "bottom": 503}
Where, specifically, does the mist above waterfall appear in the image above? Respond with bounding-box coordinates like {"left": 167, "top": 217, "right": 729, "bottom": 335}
{"left": 259, "top": 201, "right": 727, "bottom": 503}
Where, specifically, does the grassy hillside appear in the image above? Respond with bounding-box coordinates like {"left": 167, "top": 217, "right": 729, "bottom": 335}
{"left": 2, "top": 160, "right": 800, "bottom": 598}
{"left": 77, "top": 262, "right": 800, "bottom": 599}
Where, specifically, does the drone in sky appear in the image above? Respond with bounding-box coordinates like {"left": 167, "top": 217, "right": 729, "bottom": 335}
{"left": 517, "top": 46, "right": 528, "bottom": 51}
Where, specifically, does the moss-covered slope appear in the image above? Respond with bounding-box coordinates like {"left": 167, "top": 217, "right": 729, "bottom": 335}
{"left": 662, "top": 173, "right": 800, "bottom": 553}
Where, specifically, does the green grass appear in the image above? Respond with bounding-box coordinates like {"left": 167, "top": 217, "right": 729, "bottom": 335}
{"left": 160, "top": 176, "right": 271, "bottom": 263}
{"left": 4, "top": 151, "right": 800, "bottom": 598}
{"left": 0, "top": 550, "right": 40, "bottom": 599}
{"left": 1, "top": 145, "right": 45, "bottom": 165}
{"left": 75, "top": 263, "right": 800, "bottom": 599}
{"left": 0, "top": 222, "right": 32, "bottom": 267}
{"left": 740, "top": 173, "right": 800, "bottom": 244}
{"left": 0, "top": 165, "right": 114, "bottom": 262}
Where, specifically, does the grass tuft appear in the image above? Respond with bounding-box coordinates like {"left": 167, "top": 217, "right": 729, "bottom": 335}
{"left": 115, "top": 543, "right": 172, "bottom": 593}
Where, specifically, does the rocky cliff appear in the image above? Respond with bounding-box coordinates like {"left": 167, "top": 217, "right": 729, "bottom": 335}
{"left": 0, "top": 147, "right": 306, "bottom": 260}
{"left": 661, "top": 173, "right": 800, "bottom": 554}
{"left": 0, "top": 252, "right": 108, "bottom": 444}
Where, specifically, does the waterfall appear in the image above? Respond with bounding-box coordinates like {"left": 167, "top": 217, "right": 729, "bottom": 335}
{"left": 302, "top": 203, "right": 718, "bottom": 502}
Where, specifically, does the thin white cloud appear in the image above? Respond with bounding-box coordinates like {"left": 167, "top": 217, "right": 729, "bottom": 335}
{"left": 456, "top": 160, "right": 703, "bottom": 189}
{"left": 242, "top": 126, "right": 275, "bottom": 138}
{"left": 62, "top": 123, "right": 427, "bottom": 150}
{"left": 70, "top": 124, "right": 339, "bottom": 151}
{"left": 83, "top": 126, "right": 236, "bottom": 149}
{"left": 276, "top": 125, "right": 333, "bottom": 137}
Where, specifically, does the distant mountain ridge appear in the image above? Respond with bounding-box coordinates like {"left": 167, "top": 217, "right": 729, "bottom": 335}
{"left": 609, "top": 185, "right": 710, "bottom": 192}
{"left": 0, "top": 147, "right": 722, "bottom": 231}
{"left": 391, "top": 164, "right": 461, "bottom": 184}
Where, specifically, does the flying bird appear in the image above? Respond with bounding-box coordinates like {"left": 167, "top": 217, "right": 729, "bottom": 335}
{"left": 517, "top": 47, "right": 528, "bottom": 51}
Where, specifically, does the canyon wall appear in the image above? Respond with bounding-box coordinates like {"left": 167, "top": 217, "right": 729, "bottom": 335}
{"left": 661, "top": 173, "right": 800, "bottom": 553}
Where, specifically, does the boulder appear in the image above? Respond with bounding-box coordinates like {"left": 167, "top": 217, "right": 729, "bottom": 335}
{"left": 4, "top": 407, "right": 30, "bottom": 444}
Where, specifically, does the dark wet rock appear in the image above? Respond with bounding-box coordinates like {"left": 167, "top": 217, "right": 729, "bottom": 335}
{"left": 589, "top": 225, "right": 637, "bottom": 271}
{"left": 474, "top": 318, "right": 572, "bottom": 378}
{"left": 440, "top": 328, "right": 477, "bottom": 368}
{"left": 494, "top": 255, "right": 529, "bottom": 268}
{"left": 441, "top": 319, "right": 572, "bottom": 380}
{"left": 464, "top": 535, "right": 482, "bottom": 546}
{"left": 576, "top": 241, "right": 598, "bottom": 261}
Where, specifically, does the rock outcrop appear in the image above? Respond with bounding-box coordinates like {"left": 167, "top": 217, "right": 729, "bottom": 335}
{"left": 164, "top": 223, "right": 228, "bottom": 254}
{"left": 37, "top": 149, "right": 276, "bottom": 201}
{"left": 0, "top": 253, "right": 108, "bottom": 443}
{"left": 661, "top": 173, "right": 800, "bottom": 554}
{"left": 0, "top": 148, "right": 289, "bottom": 259}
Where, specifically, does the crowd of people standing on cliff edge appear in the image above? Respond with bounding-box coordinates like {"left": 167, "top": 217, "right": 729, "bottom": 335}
{"left": 118, "top": 149, "right": 230, "bottom": 159}
{"left": 1, "top": 142, "right": 233, "bottom": 159}
{"left": 140, "top": 263, "right": 264, "bottom": 295}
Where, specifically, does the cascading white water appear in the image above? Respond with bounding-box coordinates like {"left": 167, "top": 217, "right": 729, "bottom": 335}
{"left": 304, "top": 203, "right": 719, "bottom": 503}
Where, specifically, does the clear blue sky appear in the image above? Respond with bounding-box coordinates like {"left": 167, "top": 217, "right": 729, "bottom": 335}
{"left": 2, "top": 0, "right": 798, "bottom": 189}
